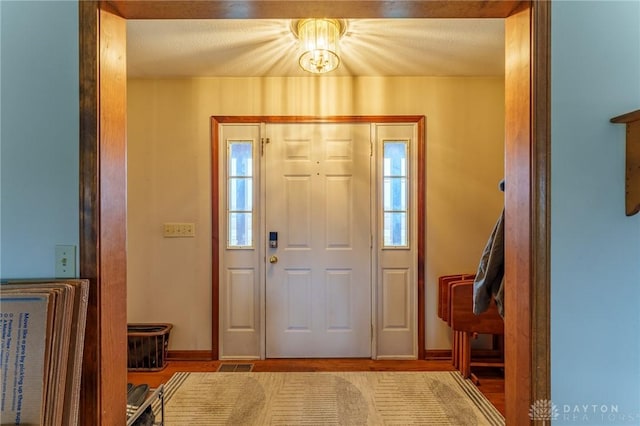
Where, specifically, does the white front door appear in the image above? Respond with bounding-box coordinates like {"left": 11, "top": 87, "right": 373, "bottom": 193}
{"left": 264, "top": 123, "right": 372, "bottom": 357}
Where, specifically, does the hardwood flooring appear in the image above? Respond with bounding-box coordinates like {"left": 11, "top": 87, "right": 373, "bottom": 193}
{"left": 128, "top": 358, "right": 505, "bottom": 416}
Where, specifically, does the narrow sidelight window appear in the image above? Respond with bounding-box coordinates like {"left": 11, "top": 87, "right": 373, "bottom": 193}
{"left": 228, "top": 141, "right": 253, "bottom": 247}
{"left": 383, "top": 141, "right": 408, "bottom": 247}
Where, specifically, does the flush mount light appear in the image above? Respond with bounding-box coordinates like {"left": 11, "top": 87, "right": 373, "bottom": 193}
{"left": 292, "top": 19, "right": 346, "bottom": 74}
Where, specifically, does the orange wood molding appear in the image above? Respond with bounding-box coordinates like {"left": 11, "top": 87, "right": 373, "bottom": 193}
{"left": 79, "top": 4, "right": 128, "bottom": 424}
{"left": 505, "top": 5, "right": 533, "bottom": 425}
{"left": 102, "top": 1, "right": 527, "bottom": 19}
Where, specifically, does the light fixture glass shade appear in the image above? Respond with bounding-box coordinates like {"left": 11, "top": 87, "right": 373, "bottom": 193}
{"left": 297, "top": 19, "right": 341, "bottom": 74}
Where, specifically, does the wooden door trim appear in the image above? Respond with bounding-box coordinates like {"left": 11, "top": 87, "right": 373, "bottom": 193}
{"left": 102, "top": 1, "right": 528, "bottom": 19}
{"left": 505, "top": 7, "right": 534, "bottom": 422}
{"left": 81, "top": 2, "right": 549, "bottom": 424}
{"left": 79, "top": 3, "right": 128, "bottom": 424}
{"left": 212, "top": 115, "right": 426, "bottom": 360}
{"left": 79, "top": 3, "right": 99, "bottom": 423}
{"left": 531, "top": 0, "right": 551, "bottom": 410}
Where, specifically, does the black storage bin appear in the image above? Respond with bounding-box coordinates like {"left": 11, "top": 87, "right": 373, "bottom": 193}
{"left": 127, "top": 323, "right": 172, "bottom": 371}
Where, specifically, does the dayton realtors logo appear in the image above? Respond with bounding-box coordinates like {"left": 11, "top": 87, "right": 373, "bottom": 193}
{"left": 529, "top": 399, "right": 560, "bottom": 423}
{"left": 530, "top": 400, "right": 639, "bottom": 423}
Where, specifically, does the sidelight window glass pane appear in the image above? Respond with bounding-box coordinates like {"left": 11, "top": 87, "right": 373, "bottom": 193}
{"left": 383, "top": 142, "right": 407, "bottom": 176}
{"left": 228, "top": 140, "right": 254, "bottom": 247}
{"left": 383, "top": 177, "right": 407, "bottom": 211}
{"left": 229, "top": 178, "right": 253, "bottom": 211}
{"left": 229, "top": 213, "right": 252, "bottom": 247}
{"left": 229, "top": 142, "right": 253, "bottom": 176}
{"left": 383, "top": 212, "right": 407, "bottom": 246}
{"left": 383, "top": 141, "right": 408, "bottom": 248}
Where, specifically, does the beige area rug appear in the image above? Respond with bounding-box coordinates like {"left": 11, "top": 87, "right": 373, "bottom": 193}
{"left": 153, "top": 371, "right": 504, "bottom": 425}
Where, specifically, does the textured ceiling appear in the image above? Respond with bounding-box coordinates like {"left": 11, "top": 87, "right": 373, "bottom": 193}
{"left": 127, "top": 18, "right": 505, "bottom": 78}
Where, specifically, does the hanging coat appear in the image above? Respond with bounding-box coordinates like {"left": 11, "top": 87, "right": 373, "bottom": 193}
{"left": 473, "top": 208, "right": 505, "bottom": 317}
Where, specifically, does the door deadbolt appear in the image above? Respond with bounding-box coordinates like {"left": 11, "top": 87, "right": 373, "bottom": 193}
{"left": 269, "top": 231, "right": 278, "bottom": 248}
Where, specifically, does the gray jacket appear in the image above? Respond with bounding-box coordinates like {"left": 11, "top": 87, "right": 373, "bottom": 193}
{"left": 472, "top": 209, "right": 505, "bottom": 317}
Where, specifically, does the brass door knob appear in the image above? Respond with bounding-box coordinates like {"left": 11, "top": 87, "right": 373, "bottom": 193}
{"left": 269, "top": 255, "right": 278, "bottom": 264}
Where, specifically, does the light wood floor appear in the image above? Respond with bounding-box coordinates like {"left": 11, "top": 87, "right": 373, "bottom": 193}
{"left": 128, "top": 358, "right": 504, "bottom": 416}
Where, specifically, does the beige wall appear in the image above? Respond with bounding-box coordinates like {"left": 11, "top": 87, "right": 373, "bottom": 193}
{"left": 127, "top": 76, "right": 505, "bottom": 352}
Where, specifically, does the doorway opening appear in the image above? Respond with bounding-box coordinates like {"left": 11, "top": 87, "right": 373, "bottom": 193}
{"left": 80, "top": 3, "right": 549, "bottom": 424}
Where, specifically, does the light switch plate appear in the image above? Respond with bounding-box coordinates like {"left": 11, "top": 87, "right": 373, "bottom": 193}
{"left": 55, "top": 245, "right": 76, "bottom": 278}
{"left": 163, "top": 223, "right": 195, "bottom": 238}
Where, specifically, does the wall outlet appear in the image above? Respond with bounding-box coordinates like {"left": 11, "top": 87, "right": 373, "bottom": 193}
{"left": 55, "top": 245, "right": 76, "bottom": 278}
{"left": 163, "top": 223, "right": 195, "bottom": 238}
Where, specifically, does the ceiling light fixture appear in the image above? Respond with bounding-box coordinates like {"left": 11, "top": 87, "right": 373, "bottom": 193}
{"left": 293, "top": 19, "right": 345, "bottom": 74}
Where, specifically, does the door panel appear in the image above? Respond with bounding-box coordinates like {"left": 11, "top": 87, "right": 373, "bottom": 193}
{"left": 218, "top": 124, "right": 262, "bottom": 359}
{"left": 374, "top": 123, "right": 419, "bottom": 359}
{"left": 265, "top": 123, "right": 372, "bottom": 357}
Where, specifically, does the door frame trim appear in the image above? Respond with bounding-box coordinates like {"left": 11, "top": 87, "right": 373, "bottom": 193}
{"left": 212, "top": 115, "right": 426, "bottom": 359}
{"left": 80, "top": 2, "right": 548, "bottom": 424}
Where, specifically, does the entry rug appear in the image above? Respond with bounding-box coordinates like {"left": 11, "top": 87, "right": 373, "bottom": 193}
{"left": 156, "top": 371, "right": 504, "bottom": 425}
